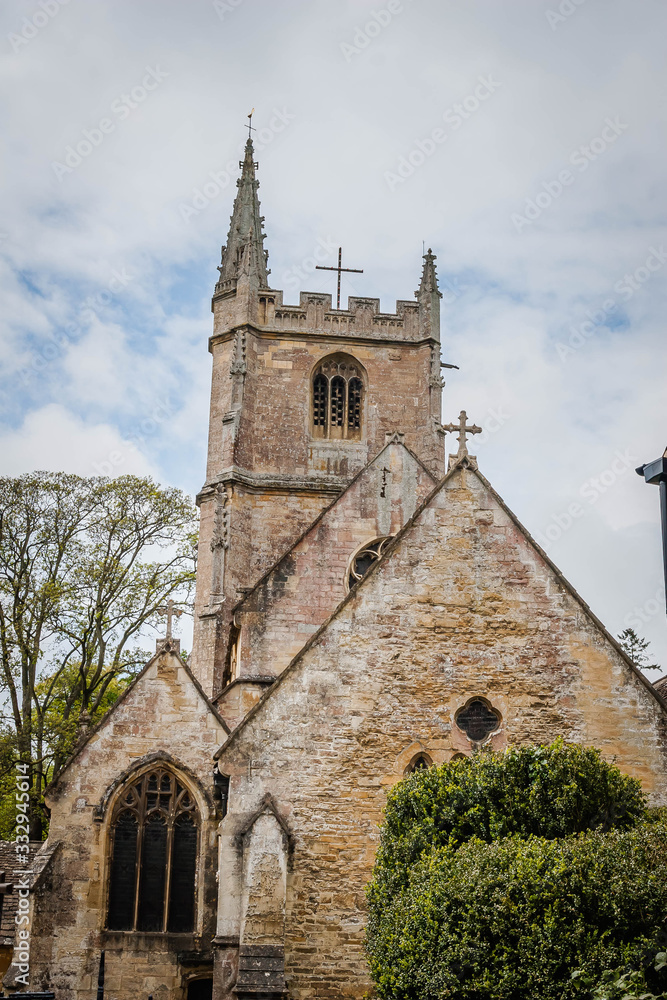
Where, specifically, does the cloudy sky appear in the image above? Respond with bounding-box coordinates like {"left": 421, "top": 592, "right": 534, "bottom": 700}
{"left": 1, "top": 0, "right": 666, "bottom": 670}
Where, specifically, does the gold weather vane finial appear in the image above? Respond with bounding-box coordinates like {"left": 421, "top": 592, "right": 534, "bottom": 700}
{"left": 247, "top": 108, "right": 255, "bottom": 140}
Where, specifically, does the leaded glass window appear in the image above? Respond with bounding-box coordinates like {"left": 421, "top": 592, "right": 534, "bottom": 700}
{"left": 455, "top": 700, "right": 500, "bottom": 744}
{"left": 107, "top": 767, "right": 198, "bottom": 932}
{"left": 405, "top": 753, "right": 432, "bottom": 775}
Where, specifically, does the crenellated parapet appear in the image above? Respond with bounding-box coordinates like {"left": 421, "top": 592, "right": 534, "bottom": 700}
{"left": 212, "top": 286, "right": 426, "bottom": 343}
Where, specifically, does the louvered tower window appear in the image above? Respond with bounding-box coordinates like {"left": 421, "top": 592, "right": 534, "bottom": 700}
{"left": 348, "top": 377, "right": 362, "bottom": 430}
{"left": 313, "top": 374, "right": 328, "bottom": 427}
{"left": 107, "top": 767, "right": 198, "bottom": 933}
{"left": 311, "top": 355, "right": 364, "bottom": 440}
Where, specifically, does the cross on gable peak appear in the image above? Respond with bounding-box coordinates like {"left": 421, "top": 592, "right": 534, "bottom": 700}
{"left": 157, "top": 598, "right": 183, "bottom": 641}
{"left": 442, "top": 409, "right": 482, "bottom": 465}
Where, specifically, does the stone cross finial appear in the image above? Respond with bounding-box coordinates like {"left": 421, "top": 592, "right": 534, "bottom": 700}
{"left": 442, "top": 410, "right": 482, "bottom": 461}
{"left": 157, "top": 599, "right": 183, "bottom": 641}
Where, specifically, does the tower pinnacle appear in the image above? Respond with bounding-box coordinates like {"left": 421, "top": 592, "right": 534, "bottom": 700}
{"left": 416, "top": 247, "right": 442, "bottom": 342}
{"left": 216, "top": 137, "right": 269, "bottom": 295}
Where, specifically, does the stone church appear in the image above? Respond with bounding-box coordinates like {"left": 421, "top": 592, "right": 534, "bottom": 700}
{"left": 21, "top": 137, "right": 667, "bottom": 1000}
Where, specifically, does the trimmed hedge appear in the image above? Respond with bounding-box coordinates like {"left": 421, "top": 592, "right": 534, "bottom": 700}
{"left": 366, "top": 740, "right": 666, "bottom": 1000}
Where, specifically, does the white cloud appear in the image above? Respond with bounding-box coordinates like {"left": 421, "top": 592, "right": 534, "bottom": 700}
{"left": 0, "top": 0, "right": 665, "bottom": 668}
{"left": 0, "top": 404, "right": 159, "bottom": 479}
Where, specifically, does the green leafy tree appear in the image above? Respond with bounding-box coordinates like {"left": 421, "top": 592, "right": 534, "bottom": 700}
{"left": 618, "top": 628, "right": 660, "bottom": 673}
{"left": 0, "top": 472, "right": 197, "bottom": 839}
{"left": 366, "top": 740, "right": 667, "bottom": 1000}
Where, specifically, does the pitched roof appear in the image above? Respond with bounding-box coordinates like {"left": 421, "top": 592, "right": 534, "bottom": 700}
{"left": 215, "top": 457, "right": 667, "bottom": 757}
{"left": 654, "top": 676, "right": 667, "bottom": 699}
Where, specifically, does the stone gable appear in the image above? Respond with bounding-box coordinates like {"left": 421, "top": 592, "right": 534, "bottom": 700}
{"left": 30, "top": 649, "right": 227, "bottom": 1000}
{"left": 215, "top": 461, "right": 667, "bottom": 1000}
{"left": 217, "top": 438, "right": 436, "bottom": 728}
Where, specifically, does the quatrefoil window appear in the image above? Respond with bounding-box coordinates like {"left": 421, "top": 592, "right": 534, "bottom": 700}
{"left": 455, "top": 699, "right": 501, "bottom": 744}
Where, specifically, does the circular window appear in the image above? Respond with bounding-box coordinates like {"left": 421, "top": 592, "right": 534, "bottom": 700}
{"left": 348, "top": 536, "right": 393, "bottom": 589}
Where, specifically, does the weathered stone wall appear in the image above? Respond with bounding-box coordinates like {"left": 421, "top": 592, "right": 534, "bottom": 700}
{"left": 30, "top": 651, "right": 227, "bottom": 1000}
{"left": 192, "top": 481, "right": 333, "bottom": 696}
{"left": 192, "top": 305, "right": 445, "bottom": 696}
{"left": 217, "top": 441, "right": 436, "bottom": 727}
{"left": 216, "top": 463, "right": 667, "bottom": 1000}
{"left": 220, "top": 329, "right": 442, "bottom": 481}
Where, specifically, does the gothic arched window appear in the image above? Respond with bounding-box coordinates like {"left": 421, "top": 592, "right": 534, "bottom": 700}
{"left": 405, "top": 752, "right": 433, "bottom": 775}
{"left": 311, "top": 355, "right": 365, "bottom": 440}
{"left": 107, "top": 767, "right": 198, "bottom": 933}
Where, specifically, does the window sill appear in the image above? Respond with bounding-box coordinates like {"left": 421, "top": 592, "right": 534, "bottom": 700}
{"left": 101, "top": 930, "right": 198, "bottom": 951}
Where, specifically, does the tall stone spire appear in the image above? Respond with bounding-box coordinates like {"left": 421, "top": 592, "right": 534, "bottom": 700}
{"left": 416, "top": 248, "right": 442, "bottom": 342}
{"left": 215, "top": 137, "right": 269, "bottom": 295}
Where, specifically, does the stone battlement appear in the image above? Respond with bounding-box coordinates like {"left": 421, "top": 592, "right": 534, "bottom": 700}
{"left": 212, "top": 286, "right": 425, "bottom": 342}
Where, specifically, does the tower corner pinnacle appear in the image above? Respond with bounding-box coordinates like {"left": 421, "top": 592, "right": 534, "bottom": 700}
{"left": 214, "top": 134, "right": 269, "bottom": 298}
{"left": 415, "top": 247, "right": 442, "bottom": 343}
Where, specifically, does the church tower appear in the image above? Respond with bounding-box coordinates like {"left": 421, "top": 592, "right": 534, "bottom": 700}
{"left": 190, "top": 136, "right": 447, "bottom": 696}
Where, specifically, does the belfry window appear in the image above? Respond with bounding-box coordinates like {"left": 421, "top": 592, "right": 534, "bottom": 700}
{"left": 107, "top": 767, "right": 198, "bottom": 933}
{"left": 311, "top": 355, "right": 364, "bottom": 440}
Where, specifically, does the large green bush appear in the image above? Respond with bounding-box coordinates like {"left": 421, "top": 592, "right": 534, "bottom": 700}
{"left": 366, "top": 740, "right": 666, "bottom": 1000}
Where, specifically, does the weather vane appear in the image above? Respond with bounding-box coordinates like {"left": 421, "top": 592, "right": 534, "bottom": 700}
{"left": 246, "top": 108, "right": 255, "bottom": 140}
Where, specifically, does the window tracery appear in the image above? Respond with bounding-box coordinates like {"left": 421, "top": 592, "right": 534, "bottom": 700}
{"left": 107, "top": 766, "right": 198, "bottom": 933}
{"left": 455, "top": 699, "right": 501, "bottom": 745}
{"left": 347, "top": 536, "right": 393, "bottom": 590}
{"left": 405, "top": 753, "right": 432, "bottom": 775}
{"left": 311, "top": 356, "right": 364, "bottom": 440}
